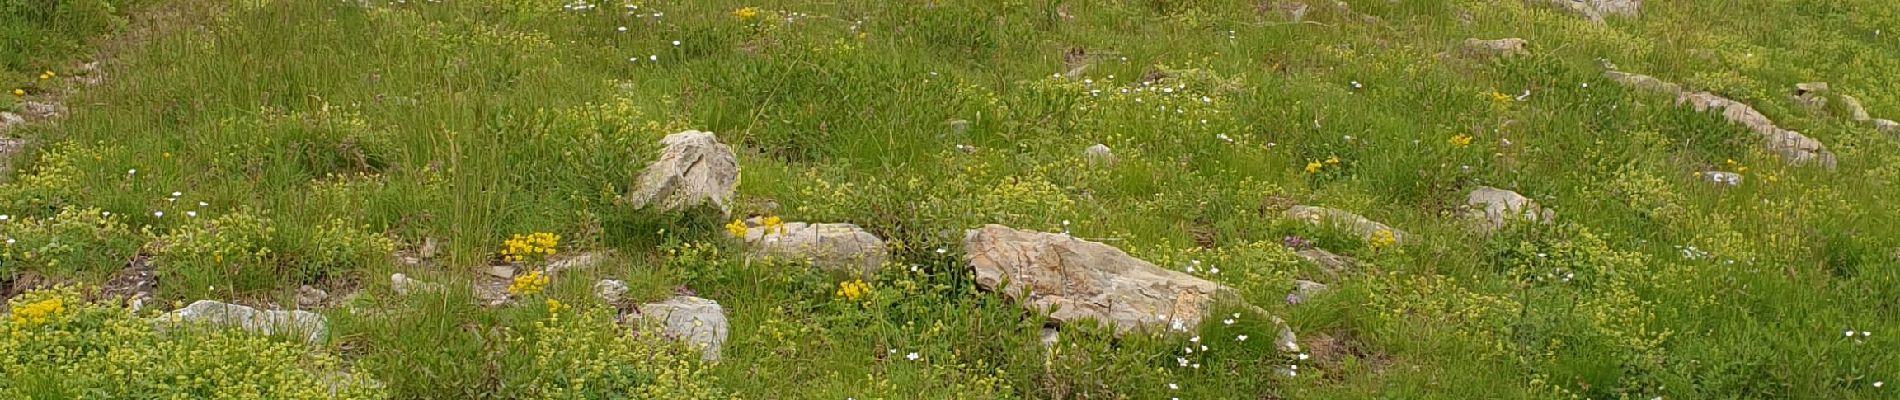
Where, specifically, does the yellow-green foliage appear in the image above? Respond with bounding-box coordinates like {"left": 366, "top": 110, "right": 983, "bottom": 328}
{"left": 0, "top": 207, "right": 147, "bottom": 277}
{"left": 521, "top": 305, "right": 732, "bottom": 399}
{"left": 0, "top": 287, "right": 385, "bottom": 399}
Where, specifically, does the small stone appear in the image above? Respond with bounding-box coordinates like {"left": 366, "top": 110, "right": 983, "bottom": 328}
{"left": 486, "top": 264, "right": 517, "bottom": 279}
{"left": 594, "top": 280, "right": 629, "bottom": 303}
{"left": 390, "top": 273, "right": 438, "bottom": 295}
{"left": 1838, "top": 94, "right": 1871, "bottom": 122}
{"left": 1297, "top": 248, "right": 1357, "bottom": 276}
{"left": 1700, "top": 171, "right": 1743, "bottom": 186}
{"left": 1040, "top": 327, "right": 1061, "bottom": 348}
{"left": 1792, "top": 82, "right": 1829, "bottom": 110}
{"left": 296, "top": 285, "right": 329, "bottom": 308}
{"left": 743, "top": 221, "right": 889, "bottom": 276}
{"left": 1465, "top": 186, "right": 1555, "bottom": 231}
{"left": 1084, "top": 143, "right": 1116, "bottom": 166}
{"left": 159, "top": 300, "right": 326, "bottom": 345}
{"left": 1287, "top": 280, "right": 1329, "bottom": 305}
{"left": 1274, "top": 317, "right": 1301, "bottom": 353}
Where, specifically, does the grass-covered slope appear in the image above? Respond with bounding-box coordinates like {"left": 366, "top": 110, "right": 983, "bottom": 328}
{"left": 2, "top": 0, "right": 1898, "bottom": 398}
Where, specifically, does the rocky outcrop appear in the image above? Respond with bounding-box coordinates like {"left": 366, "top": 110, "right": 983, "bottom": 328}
{"left": 1297, "top": 248, "right": 1358, "bottom": 276}
{"left": 594, "top": 279, "right": 629, "bottom": 303}
{"left": 1605, "top": 70, "right": 1837, "bottom": 168}
{"left": 627, "top": 131, "right": 739, "bottom": 215}
{"left": 159, "top": 300, "right": 327, "bottom": 345}
{"left": 964, "top": 225, "right": 1236, "bottom": 333}
{"left": 1286, "top": 280, "right": 1329, "bottom": 305}
{"left": 1465, "top": 187, "right": 1554, "bottom": 230}
{"left": 1285, "top": 206, "right": 1408, "bottom": 245}
{"left": 1791, "top": 82, "right": 1829, "bottom": 110}
{"left": 632, "top": 296, "right": 729, "bottom": 362}
{"left": 743, "top": 221, "right": 889, "bottom": 275}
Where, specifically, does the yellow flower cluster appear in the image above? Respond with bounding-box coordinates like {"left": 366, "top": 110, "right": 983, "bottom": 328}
{"left": 732, "top": 6, "right": 760, "bottom": 20}
{"left": 9, "top": 297, "right": 65, "bottom": 327}
{"left": 1368, "top": 229, "right": 1397, "bottom": 249}
{"left": 546, "top": 299, "right": 567, "bottom": 314}
{"left": 1485, "top": 90, "right": 1513, "bottom": 107}
{"left": 39, "top": 70, "right": 55, "bottom": 80}
{"left": 509, "top": 271, "right": 551, "bottom": 296}
{"left": 1303, "top": 155, "right": 1342, "bottom": 174}
{"left": 835, "top": 279, "right": 870, "bottom": 301}
{"left": 1448, "top": 133, "right": 1473, "bottom": 148}
{"left": 726, "top": 216, "right": 786, "bottom": 238}
{"left": 502, "top": 232, "right": 560, "bottom": 263}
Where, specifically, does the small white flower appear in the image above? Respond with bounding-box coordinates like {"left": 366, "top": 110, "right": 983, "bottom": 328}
{"left": 1200, "top": 345, "right": 1208, "bottom": 351}
{"left": 1864, "top": 331, "right": 1873, "bottom": 337}
{"left": 936, "top": 248, "right": 947, "bottom": 254}
{"left": 1875, "top": 381, "right": 1885, "bottom": 388}
{"left": 1177, "top": 357, "right": 1189, "bottom": 367}
{"left": 1183, "top": 346, "right": 1193, "bottom": 354}
{"left": 5, "top": 238, "right": 14, "bottom": 245}
{"left": 186, "top": 211, "right": 198, "bottom": 218}
{"left": 1191, "top": 363, "right": 1200, "bottom": 369}
{"left": 1201, "top": 96, "right": 1211, "bottom": 103}
{"left": 0, "top": 215, "right": 8, "bottom": 221}
{"left": 171, "top": 191, "right": 183, "bottom": 197}
{"left": 1237, "top": 335, "right": 1249, "bottom": 341}
{"left": 1847, "top": 330, "right": 1857, "bottom": 337}
{"left": 102, "top": 211, "right": 111, "bottom": 217}
{"left": 905, "top": 352, "right": 920, "bottom": 361}
{"left": 127, "top": 169, "right": 137, "bottom": 175}
{"left": 649, "top": 55, "right": 659, "bottom": 61}
{"left": 1222, "top": 319, "right": 1235, "bottom": 325}
{"left": 1298, "top": 353, "right": 1310, "bottom": 360}
{"left": 1349, "top": 81, "right": 1362, "bottom": 89}
{"left": 1208, "top": 267, "right": 1220, "bottom": 274}
{"left": 617, "top": 26, "right": 626, "bottom": 32}
{"left": 153, "top": 211, "right": 163, "bottom": 218}
{"left": 1167, "top": 383, "right": 1179, "bottom": 390}
{"left": 671, "top": 40, "right": 681, "bottom": 46}
{"left": 1190, "top": 336, "right": 1201, "bottom": 343}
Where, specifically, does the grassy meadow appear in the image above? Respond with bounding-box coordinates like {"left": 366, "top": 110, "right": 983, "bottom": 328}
{"left": 3, "top": 0, "right": 1899, "bottom": 398}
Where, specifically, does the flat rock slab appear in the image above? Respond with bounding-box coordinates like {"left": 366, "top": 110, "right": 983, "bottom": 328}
{"left": 1285, "top": 205, "right": 1409, "bottom": 245}
{"left": 627, "top": 130, "right": 739, "bottom": 215}
{"left": 1537, "top": 0, "right": 1640, "bottom": 23}
{"left": 1297, "top": 248, "right": 1358, "bottom": 276}
{"left": 633, "top": 296, "right": 729, "bottom": 362}
{"left": 1460, "top": 38, "right": 1528, "bottom": 58}
{"left": 1606, "top": 70, "right": 1837, "bottom": 168}
{"left": 159, "top": 300, "right": 326, "bottom": 345}
{"left": 744, "top": 221, "right": 888, "bottom": 275}
{"left": 964, "top": 224, "right": 1236, "bottom": 333}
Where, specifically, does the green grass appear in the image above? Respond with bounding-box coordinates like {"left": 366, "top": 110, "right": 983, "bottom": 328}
{"left": 3, "top": 0, "right": 1899, "bottom": 398}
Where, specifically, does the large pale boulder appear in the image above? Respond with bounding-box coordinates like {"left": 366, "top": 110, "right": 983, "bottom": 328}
{"left": 627, "top": 131, "right": 739, "bottom": 214}
{"left": 963, "top": 225, "right": 1235, "bottom": 333}
{"left": 1285, "top": 206, "right": 1408, "bottom": 245}
{"left": 1465, "top": 187, "right": 1554, "bottom": 230}
{"left": 1839, "top": 94, "right": 1871, "bottom": 122}
{"left": 744, "top": 221, "right": 889, "bottom": 275}
{"left": 633, "top": 296, "right": 729, "bottom": 362}
{"left": 159, "top": 300, "right": 327, "bottom": 344}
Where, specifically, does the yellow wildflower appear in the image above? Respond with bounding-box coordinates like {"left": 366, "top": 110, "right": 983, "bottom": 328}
{"left": 725, "top": 219, "right": 749, "bottom": 238}
{"left": 732, "top": 6, "right": 760, "bottom": 20}
{"left": 762, "top": 215, "right": 785, "bottom": 234}
{"left": 835, "top": 279, "right": 870, "bottom": 301}
{"left": 1304, "top": 161, "right": 1324, "bottom": 174}
{"left": 10, "top": 297, "right": 65, "bottom": 327}
{"left": 546, "top": 299, "right": 566, "bottom": 314}
{"left": 1325, "top": 155, "right": 1340, "bottom": 165}
{"left": 501, "top": 232, "right": 560, "bottom": 263}
{"left": 1368, "top": 229, "right": 1397, "bottom": 249}
{"left": 1485, "top": 90, "right": 1512, "bottom": 106}
{"left": 39, "top": 71, "right": 55, "bottom": 80}
{"left": 10, "top": 89, "right": 22, "bottom": 97}
{"left": 1448, "top": 134, "right": 1473, "bottom": 148}
{"left": 508, "top": 271, "right": 551, "bottom": 296}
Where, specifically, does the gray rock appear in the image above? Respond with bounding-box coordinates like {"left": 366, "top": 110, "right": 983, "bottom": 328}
{"left": 1461, "top": 38, "right": 1528, "bottom": 58}
{"left": 594, "top": 279, "right": 629, "bottom": 303}
{"left": 547, "top": 251, "right": 608, "bottom": 274}
{"left": 1287, "top": 280, "right": 1329, "bottom": 305}
{"left": 1876, "top": 119, "right": 1899, "bottom": 133}
{"left": 1465, "top": 186, "right": 1554, "bottom": 230}
{"left": 1296, "top": 248, "right": 1357, "bottom": 275}
{"left": 627, "top": 131, "right": 739, "bottom": 215}
{"left": 19, "top": 101, "right": 64, "bottom": 119}
{"left": 744, "top": 221, "right": 889, "bottom": 275}
{"left": 964, "top": 224, "right": 1238, "bottom": 333}
{"left": 634, "top": 296, "right": 729, "bottom": 362}
{"left": 389, "top": 273, "right": 438, "bottom": 295}
{"left": 485, "top": 264, "right": 517, "bottom": 279}
{"left": 1273, "top": 1, "right": 1310, "bottom": 22}
{"left": 1285, "top": 205, "right": 1409, "bottom": 245}
{"left": 1084, "top": 143, "right": 1115, "bottom": 166}
{"left": 1040, "top": 327, "right": 1061, "bottom": 348}
{"left": 1606, "top": 71, "right": 1836, "bottom": 168}
{"left": 1538, "top": 0, "right": 1641, "bottom": 23}
{"left": 1700, "top": 171, "right": 1744, "bottom": 186}
{"left": 0, "top": 112, "right": 23, "bottom": 130}
{"left": 296, "top": 285, "right": 329, "bottom": 308}
{"left": 1839, "top": 94, "right": 1871, "bottom": 122}
{"left": 1792, "top": 82, "right": 1829, "bottom": 110}
{"left": 1274, "top": 316, "right": 1301, "bottom": 353}
{"left": 159, "top": 300, "right": 326, "bottom": 345}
